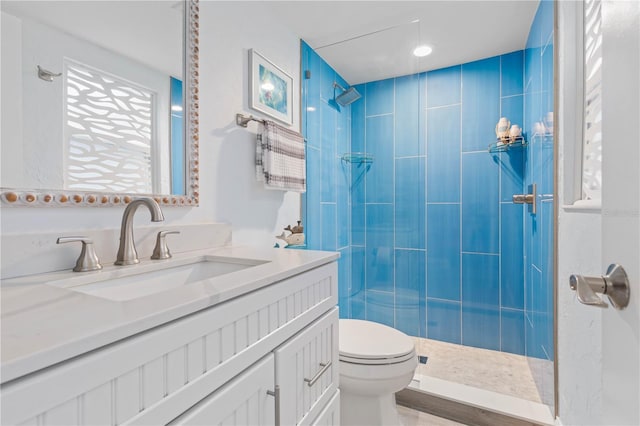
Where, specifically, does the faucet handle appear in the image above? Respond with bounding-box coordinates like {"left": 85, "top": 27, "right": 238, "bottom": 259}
{"left": 151, "top": 231, "right": 180, "bottom": 260}
{"left": 57, "top": 236, "right": 103, "bottom": 272}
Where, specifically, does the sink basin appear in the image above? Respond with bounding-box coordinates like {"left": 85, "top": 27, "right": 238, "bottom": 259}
{"left": 48, "top": 256, "right": 269, "bottom": 301}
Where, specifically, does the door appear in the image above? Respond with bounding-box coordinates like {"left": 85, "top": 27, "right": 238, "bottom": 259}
{"left": 559, "top": 1, "right": 639, "bottom": 424}
{"left": 599, "top": 1, "right": 639, "bottom": 425}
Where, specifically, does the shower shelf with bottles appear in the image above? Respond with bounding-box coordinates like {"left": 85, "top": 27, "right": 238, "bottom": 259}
{"left": 487, "top": 136, "right": 526, "bottom": 153}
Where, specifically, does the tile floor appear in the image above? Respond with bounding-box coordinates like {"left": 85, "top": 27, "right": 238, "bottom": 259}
{"left": 412, "top": 337, "right": 545, "bottom": 403}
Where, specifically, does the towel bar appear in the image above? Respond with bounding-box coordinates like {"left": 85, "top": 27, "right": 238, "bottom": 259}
{"left": 235, "top": 113, "right": 307, "bottom": 142}
{"left": 236, "top": 113, "right": 265, "bottom": 128}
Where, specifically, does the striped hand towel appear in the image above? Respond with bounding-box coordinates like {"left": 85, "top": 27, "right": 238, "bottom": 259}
{"left": 256, "top": 120, "right": 306, "bottom": 192}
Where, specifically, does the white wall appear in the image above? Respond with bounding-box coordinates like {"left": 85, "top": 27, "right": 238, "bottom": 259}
{"left": 1, "top": 2, "right": 302, "bottom": 261}
{"left": 198, "top": 1, "right": 302, "bottom": 246}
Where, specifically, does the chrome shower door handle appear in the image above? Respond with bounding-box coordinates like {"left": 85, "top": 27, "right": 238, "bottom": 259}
{"left": 569, "top": 264, "right": 631, "bottom": 310}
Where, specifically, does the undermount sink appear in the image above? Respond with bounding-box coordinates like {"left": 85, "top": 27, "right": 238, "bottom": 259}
{"left": 48, "top": 255, "right": 269, "bottom": 301}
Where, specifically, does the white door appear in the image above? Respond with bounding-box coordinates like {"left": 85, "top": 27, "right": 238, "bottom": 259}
{"left": 599, "top": 1, "right": 639, "bottom": 425}
{"left": 558, "top": 1, "right": 639, "bottom": 425}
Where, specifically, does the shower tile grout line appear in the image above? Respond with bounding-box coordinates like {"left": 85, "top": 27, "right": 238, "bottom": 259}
{"left": 365, "top": 112, "right": 393, "bottom": 118}
{"left": 392, "top": 76, "right": 397, "bottom": 330}
{"left": 395, "top": 155, "right": 426, "bottom": 160}
{"left": 461, "top": 251, "right": 500, "bottom": 256}
{"left": 363, "top": 82, "right": 368, "bottom": 321}
{"left": 423, "top": 73, "right": 429, "bottom": 339}
{"left": 522, "top": 47, "right": 529, "bottom": 359}
{"left": 426, "top": 202, "right": 460, "bottom": 205}
{"left": 462, "top": 150, "right": 491, "bottom": 155}
{"left": 499, "top": 54, "right": 503, "bottom": 353}
{"left": 425, "top": 102, "right": 462, "bottom": 110}
{"left": 459, "top": 66, "right": 464, "bottom": 345}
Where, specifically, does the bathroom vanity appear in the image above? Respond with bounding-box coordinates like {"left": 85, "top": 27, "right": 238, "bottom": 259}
{"left": 1, "top": 246, "right": 340, "bottom": 425}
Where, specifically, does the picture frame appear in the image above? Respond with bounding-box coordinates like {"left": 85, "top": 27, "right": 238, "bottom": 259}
{"left": 249, "top": 49, "right": 293, "bottom": 125}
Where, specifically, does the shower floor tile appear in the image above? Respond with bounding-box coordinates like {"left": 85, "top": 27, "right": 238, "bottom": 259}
{"left": 412, "top": 337, "right": 544, "bottom": 403}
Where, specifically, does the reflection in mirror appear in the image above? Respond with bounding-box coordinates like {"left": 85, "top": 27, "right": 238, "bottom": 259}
{"left": 582, "top": 0, "right": 602, "bottom": 201}
{"left": 0, "top": 0, "right": 199, "bottom": 206}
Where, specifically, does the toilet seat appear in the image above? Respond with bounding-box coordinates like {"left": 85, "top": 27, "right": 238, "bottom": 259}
{"left": 339, "top": 350, "right": 415, "bottom": 365}
{"left": 339, "top": 319, "right": 416, "bottom": 365}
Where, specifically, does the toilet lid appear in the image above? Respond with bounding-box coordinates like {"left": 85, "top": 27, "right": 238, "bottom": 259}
{"left": 339, "top": 319, "right": 415, "bottom": 363}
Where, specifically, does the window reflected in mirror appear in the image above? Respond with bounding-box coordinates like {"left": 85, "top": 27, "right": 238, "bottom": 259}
{"left": 582, "top": 0, "right": 602, "bottom": 201}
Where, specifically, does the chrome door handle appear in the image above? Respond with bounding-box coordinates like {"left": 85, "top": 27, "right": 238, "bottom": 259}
{"left": 513, "top": 183, "right": 537, "bottom": 214}
{"left": 570, "top": 264, "right": 630, "bottom": 309}
{"left": 266, "top": 385, "right": 280, "bottom": 426}
{"left": 304, "top": 361, "right": 331, "bottom": 387}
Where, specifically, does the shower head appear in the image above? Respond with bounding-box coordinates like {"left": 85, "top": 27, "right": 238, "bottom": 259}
{"left": 333, "top": 82, "right": 361, "bottom": 106}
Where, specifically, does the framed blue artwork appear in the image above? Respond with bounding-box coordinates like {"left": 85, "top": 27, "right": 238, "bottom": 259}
{"left": 249, "top": 49, "right": 293, "bottom": 125}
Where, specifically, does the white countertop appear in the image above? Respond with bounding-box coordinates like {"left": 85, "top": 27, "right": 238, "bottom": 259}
{"left": 1, "top": 246, "right": 338, "bottom": 384}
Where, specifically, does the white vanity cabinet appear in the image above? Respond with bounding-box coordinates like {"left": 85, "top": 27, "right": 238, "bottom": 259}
{"left": 1, "top": 261, "right": 339, "bottom": 426}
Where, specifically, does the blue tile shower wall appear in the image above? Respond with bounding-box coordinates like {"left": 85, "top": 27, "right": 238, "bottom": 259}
{"left": 524, "top": 0, "right": 554, "bottom": 409}
{"left": 301, "top": 38, "right": 553, "bottom": 359}
{"left": 301, "top": 42, "right": 352, "bottom": 317}
{"left": 346, "top": 51, "right": 526, "bottom": 356}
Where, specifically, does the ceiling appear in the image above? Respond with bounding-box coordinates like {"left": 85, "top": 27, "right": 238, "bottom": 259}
{"left": 265, "top": 1, "right": 540, "bottom": 85}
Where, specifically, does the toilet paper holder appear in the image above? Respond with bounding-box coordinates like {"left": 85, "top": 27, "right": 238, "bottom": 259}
{"left": 569, "top": 264, "right": 630, "bottom": 310}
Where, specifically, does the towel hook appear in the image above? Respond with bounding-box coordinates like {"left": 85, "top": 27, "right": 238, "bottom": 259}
{"left": 37, "top": 65, "right": 62, "bottom": 82}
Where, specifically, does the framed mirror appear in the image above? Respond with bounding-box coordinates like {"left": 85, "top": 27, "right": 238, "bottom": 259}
{"left": 0, "top": 0, "right": 199, "bottom": 207}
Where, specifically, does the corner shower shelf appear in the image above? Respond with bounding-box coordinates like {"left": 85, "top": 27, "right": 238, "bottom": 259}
{"left": 488, "top": 136, "right": 526, "bottom": 153}
{"left": 341, "top": 152, "right": 374, "bottom": 164}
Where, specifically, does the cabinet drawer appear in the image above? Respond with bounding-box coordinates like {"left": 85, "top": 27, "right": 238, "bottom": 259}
{"left": 168, "top": 354, "right": 275, "bottom": 426}
{"left": 311, "top": 390, "right": 340, "bottom": 426}
{"left": 275, "top": 308, "right": 339, "bottom": 426}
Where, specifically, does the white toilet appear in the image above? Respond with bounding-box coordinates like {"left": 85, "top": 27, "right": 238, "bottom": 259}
{"left": 339, "top": 319, "right": 418, "bottom": 426}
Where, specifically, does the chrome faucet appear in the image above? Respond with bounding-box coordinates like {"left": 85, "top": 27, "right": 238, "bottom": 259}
{"left": 115, "top": 197, "right": 165, "bottom": 265}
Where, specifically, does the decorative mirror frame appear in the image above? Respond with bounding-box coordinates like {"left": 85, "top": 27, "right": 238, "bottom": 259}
{"left": 1, "top": 0, "right": 200, "bottom": 207}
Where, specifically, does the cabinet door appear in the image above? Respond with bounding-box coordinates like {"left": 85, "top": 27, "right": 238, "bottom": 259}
{"left": 311, "top": 390, "right": 340, "bottom": 426}
{"left": 169, "top": 354, "right": 275, "bottom": 426}
{"left": 275, "top": 308, "right": 339, "bottom": 425}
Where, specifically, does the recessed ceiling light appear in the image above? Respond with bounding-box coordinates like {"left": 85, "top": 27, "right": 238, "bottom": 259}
{"left": 413, "top": 45, "right": 432, "bottom": 57}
